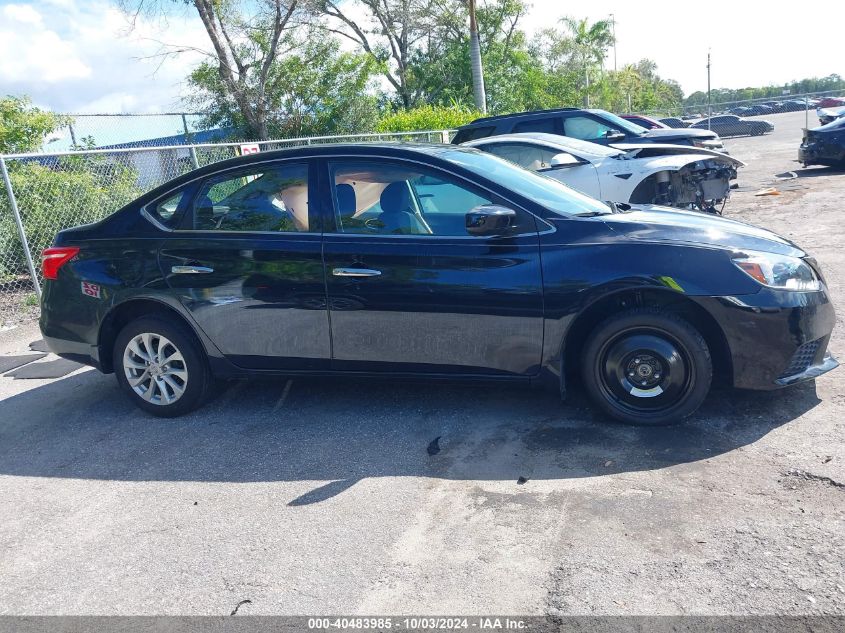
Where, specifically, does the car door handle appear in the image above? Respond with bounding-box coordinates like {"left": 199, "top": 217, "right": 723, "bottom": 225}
{"left": 171, "top": 265, "right": 214, "bottom": 274}
{"left": 332, "top": 267, "right": 381, "bottom": 278}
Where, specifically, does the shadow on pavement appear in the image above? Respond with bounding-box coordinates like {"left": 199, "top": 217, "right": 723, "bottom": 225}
{"left": 779, "top": 166, "right": 844, "bottom": 178}
{"left": 0, "top": 369, "right": 822, "bottom": 505}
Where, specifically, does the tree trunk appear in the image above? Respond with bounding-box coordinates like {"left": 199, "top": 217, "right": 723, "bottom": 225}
{"left": 468, "top": 0, "right": 487, "bottom": 113}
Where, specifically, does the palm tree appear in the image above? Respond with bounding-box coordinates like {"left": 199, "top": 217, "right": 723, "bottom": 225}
{"left": 560, "top": 17, "right": 615, "bottom": 107}
{"left": 468, "top": 0, "right": 487, "bottom": 113}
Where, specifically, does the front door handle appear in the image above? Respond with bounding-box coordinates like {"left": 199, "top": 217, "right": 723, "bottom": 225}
{"left": 171, "top": 265, "right": 214, "bottom": 274}
{"left": 332, "top": 267, "right": 381, "bottom": 278}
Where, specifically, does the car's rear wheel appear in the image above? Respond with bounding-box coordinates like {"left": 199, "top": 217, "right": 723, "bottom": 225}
{"left": 581, "top": 308, "right": 712, "bottom": 426}
{"left": 113, "top": 316, "right": 211, "bottom": 417}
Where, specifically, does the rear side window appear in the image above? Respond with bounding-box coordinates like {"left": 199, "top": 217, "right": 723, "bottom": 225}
{"left": 151, "top": 191, "right": 186, "bottom": 226}
{"left": 512, "top": 117, "right": 559, "bottom": 134}
{"left": 189, "top": 162, "right": 311, "bottom": 232}
{"left": 452, "top": 126, "right": 495, "bottom": 143}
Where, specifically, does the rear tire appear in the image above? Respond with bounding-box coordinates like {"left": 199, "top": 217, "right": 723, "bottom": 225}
{"left": 581, "top": 308, "right": 712, "bottom": 426}
{"left": 113, "top": 316, "right": 212, "bottom": 417}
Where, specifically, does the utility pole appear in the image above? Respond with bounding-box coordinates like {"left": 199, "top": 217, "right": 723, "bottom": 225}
{"left": 468, "top": 0, "right": 487, "bottom": 114}
{"left": 707, "top": 50, "right": 712, "bottom": 130}
{"left": 610, "top": 14, "right": 617, "bottom": 72}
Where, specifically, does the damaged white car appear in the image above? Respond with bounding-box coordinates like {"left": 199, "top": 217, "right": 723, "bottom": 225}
{"left": 463, "top": 133, "right": 744, "bottom": 214}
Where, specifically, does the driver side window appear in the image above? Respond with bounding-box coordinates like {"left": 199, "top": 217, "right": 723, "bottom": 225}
{"left": 329, "top": 161, "right": 528, "bottom": 237}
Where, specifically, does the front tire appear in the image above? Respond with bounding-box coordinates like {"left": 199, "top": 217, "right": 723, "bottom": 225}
{"left": 113, "top": 316, "right": 212, "bottom": 417}
{"left": 581, "top": 308, "right": 712, "bottom": 425}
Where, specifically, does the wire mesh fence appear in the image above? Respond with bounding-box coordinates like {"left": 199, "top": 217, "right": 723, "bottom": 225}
{"left": 639, "top": 90, "right": 845, "bottom": 137}
{"left": 48, "top": 113, "right": 213, "bottom": 152}
{"left": 0, "top": 129, "right": 450, "bottom": 329}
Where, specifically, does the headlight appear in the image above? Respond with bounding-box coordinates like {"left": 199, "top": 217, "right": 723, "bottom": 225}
{"left": 731, "top": 250, "right": 820, "bottom": 291}
{"left": 694, "top": 139, "right": 723, "bottom": 148}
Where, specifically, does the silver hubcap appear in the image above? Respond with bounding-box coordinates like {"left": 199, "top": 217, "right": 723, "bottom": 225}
{"left": 123, "top": 333, "right": 188, "bottom": 406}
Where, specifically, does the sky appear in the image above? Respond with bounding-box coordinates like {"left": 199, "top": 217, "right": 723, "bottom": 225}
{"left": 0, "top": 0, "right": 842, "bottom": 116}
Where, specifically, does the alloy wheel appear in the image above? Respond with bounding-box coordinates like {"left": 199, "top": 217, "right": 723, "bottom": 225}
{"left": 122, "top": 332, "right": 188, "bottom": 405}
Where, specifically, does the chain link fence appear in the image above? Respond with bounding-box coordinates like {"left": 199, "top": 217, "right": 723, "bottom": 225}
{"left": 640, "top": 90, "right": 845, "bottom": 137}
{"left": 48, "top": 113, "right": 215, "bottom": 151}
{"left": 0, "top": 129, "right": 450, "bottom": 330}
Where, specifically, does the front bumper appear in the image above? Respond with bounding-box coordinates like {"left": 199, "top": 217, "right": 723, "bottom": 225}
{"left": 694, "top": 287, "right": 838, "bottom": 390}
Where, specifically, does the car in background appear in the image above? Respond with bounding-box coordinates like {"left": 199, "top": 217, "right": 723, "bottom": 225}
{"left": 39, "top": 143, "right": 838, "bottom": 425}
{"left": 463, "top": 133, "right": 743, "bottom": 214}
{"left": 659, "top": 117, "right": 690, "bottom": 129}
{"left": 743, "top": 104, "right": 775, "bottom": 116}
{"left": 817, "top": 106, "right": 845, "bottom": 126}
{"left": 815, "top": 97, "right": 845, "bottom": 109}
{"left": 800, "top": 117, "right": 845, "bottom": 168}
{"left": 691, "top": 115, "right": 774, "bottom": 138}
{"left": 451, "top": 107, "right": 726, "bottom": 152}
{"left": 729, "top": 107, "right": 752, "bottom": 116}
{"left": 620, "top": 114, "right": 668, "bottom": 130}
{"left": 781, "top": 100, "right": 808, "bottom": 112}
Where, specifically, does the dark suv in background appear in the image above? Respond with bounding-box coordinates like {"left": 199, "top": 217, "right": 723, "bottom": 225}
{"left": 451, "top": 108, "right": 725, "bottom": 151}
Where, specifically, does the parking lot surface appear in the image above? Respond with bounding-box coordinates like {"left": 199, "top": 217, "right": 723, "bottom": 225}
{"left": 0, "top": 110, "right": 843, "bottom": 615}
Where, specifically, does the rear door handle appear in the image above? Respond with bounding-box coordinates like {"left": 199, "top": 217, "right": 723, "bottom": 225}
{"left": 332, "top": 267, "right": 381, "bottom": 278}
{"left": 171, "top": 265, "right": 214, "bottom": 274}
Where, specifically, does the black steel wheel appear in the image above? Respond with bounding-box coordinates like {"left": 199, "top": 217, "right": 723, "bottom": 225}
{"left": 581, "top": 308, "right": 712, "bottom": 425}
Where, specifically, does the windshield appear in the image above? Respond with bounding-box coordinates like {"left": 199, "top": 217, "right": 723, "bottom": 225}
{"left": 592, "top": 110, "right": 649, "bottom": 136}
{"left": 437, "top": 147, "right": 610, "bottom": 216}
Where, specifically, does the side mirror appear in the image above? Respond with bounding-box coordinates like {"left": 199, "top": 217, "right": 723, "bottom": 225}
{"left": 466, "top": 205, "right": 517, "bottom": 236}
{"left": 604, "top": 130, "right": 626, "bottom": 141}
{"left": 550, "top": 152, "right": 583, "bottom": 168}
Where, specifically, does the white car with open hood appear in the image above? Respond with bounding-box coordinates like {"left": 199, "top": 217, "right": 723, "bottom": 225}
{"left": 463, "top": 133, "right": 744, "bottom": 214}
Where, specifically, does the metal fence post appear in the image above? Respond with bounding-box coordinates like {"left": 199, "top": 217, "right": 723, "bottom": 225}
{"left": 182, "top": 114, "right": 200, "bottom": 169}
{"left": 805, "top": 97, "right": 809, "bottom": 130}
{"left": 0, "top": 156, "right": 42, "bottom": 299}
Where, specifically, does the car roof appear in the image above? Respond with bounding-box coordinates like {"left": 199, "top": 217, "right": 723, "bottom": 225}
{"left": 465, "top": 107, "right": 582, "bottom": 126}
{"left": 132, "top": 142, "right": 483, "bottom": 206}
{"left": 463, "top": 132, "right": 622, "bottom": 158}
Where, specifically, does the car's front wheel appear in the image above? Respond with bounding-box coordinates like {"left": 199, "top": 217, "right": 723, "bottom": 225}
{"left": 113, "top": 316, "right": 211, "bottom": 417}
{"left": 581, "top": 308, "right": 712, "bottom": 426}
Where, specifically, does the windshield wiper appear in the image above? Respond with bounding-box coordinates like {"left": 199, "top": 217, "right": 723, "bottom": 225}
{"left": 573, "top": 210, "right": 611, "bottom": 217}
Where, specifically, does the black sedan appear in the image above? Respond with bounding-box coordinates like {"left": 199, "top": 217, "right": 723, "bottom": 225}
{"left": 658, "top": 117, "right": 689, "bottom": 129}
{"left": 40, "top": 144, "right": 838, "bottom": 425}
{"left": 800, "top": 117, "right": 845, "bottom": 167}
{"left": 691, "top": 115, "right": 774, "bottom": 138}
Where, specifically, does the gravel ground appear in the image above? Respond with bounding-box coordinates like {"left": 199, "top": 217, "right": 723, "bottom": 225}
{"left": 0, "top": 110, "right": 842, "bottom": 617}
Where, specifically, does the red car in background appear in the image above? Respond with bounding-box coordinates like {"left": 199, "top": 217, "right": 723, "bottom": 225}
{"left": 620, "top": 114, "right": 669, "bottom": 130}
{"left": 815, "top": 97, "right": 845, "bottom": 109}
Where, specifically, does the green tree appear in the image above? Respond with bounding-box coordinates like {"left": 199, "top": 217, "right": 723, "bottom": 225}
{"left": 0, "top": 96, "right": 70, "bottom": 154}
{"left": 376, "top": 104, "right": 480, "bottom": 132}
{"left": 312, "top": 0, "right": 453, "bottom": 109}
{"left": 1, "top": 98, "right": 140, "bottom": 281}
{"left": 557, "top": 17, "right": 615, "bottom": 107}
{"left": 118, "top": 0, "right": 305, "bottom": 140}
{"left": 187, "top": 37, "right": 381, "bottom": 138}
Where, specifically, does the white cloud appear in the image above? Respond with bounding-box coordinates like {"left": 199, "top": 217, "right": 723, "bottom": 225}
{"left": 0, "top": 0, "right": 208, "bottom": 113}
{"left": 2, "top": 3, "right": 42, "bottom": 25}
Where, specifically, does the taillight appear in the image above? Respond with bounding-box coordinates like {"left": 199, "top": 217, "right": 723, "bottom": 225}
{"left": 42, "top": 247, "right": 80, "bottom": 280}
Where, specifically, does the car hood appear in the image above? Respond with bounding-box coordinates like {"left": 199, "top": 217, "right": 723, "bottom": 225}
{"left": 597, "top": 206, "right": 804, "bottom": 257}
{"left": 612, "top": 143, "right": 744, "bottom": 165}
{"left": 644, "top": 128, "right": 718, "bottom": 140}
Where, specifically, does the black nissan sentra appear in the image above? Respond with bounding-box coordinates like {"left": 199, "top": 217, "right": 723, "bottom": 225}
{"left": 40, "top": 144, "right": 838, "bottom": 424}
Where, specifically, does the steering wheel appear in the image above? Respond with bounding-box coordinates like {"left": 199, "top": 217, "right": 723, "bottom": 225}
{"left": 363, "top": 217, "right": 384, "bottom": 232}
